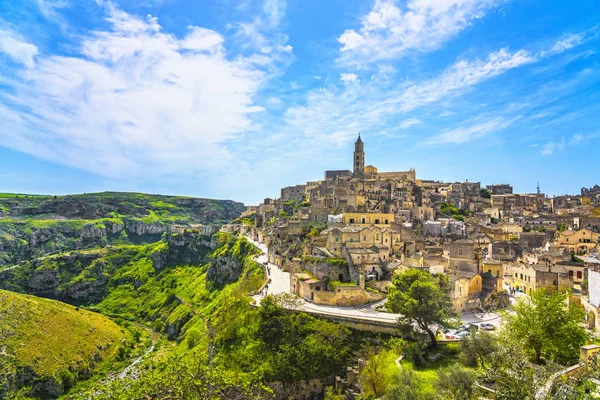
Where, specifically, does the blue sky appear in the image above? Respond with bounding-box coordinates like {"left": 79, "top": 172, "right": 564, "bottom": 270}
{"left": 0, "top": 0, "right": 599, "bottom": 205}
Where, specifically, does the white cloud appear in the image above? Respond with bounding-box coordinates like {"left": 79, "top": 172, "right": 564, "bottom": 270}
{"left": 421, "top": 117, "right": 515, "bottom": 145}
{"left": 338, "top": 0, "right": 502, "bottom": 65}
{"left": 340, "top": 73, "right": 358, "bottom": 82}
{"left": 399, "top": 118, "right": 421, "bottom": 128}
{"left": 540, "top": 139, "right": 565, "bottom": 155}
{"left": 550, "top": 33, "right": 586, "bottom": 54}
{"left": 541, "top": 132, "right": 599, "bottom": 155}
{"left": 0, "top": 4, "right": 271, "bottom": 179}
{"left": 392, "top": 48, "right": 535, "bottom": 111}
{"left": 0, "top": 30, "right": 39, "bottom": 68}
{"left": 263, "top": 0, "right": 286, "bottom": 28}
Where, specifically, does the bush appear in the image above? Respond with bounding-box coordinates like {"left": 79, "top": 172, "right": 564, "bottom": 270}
{"left": 404, "top": 341, "right": 428, "bottom": 367}
{"left": 153, "top": 319, "right": 165, "bottom": 333}
{"left": 186, "top": 328, "right": 202, "bottom": 349}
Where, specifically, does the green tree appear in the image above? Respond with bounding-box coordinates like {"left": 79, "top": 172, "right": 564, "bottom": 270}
{"left": 257, "top": 295, "right": 287, "bottom": 351}
{"left": 186, "top": 328, "right": 203, "bottom": 349}
{"left": 73, "top": 354, "right": 265, "bottom": 400}
{"left": 480, "top": 188, "right": 491, "bottom": 199}
{"left": 384, "top": 369, "right": 429, "bottom": 400}
{"left": 559, "top": 223, "right": 566, "bottom": 232}
{"left": 488, "top": 341, "right": 542, "bottom": 400}
{"left": 436, "top": 364, "right": 477, "bottom": 400}
{"left": 503, "top": 289, "right": 588, "bottom": 364}
{"left": 459, "top": 331, "right": 498, "bottom": 369}
{"left": 360, "top": 349, "right": 388, "bottom": 398}
{"left": 387, "top": 269, "right": 456, "bottom": 347}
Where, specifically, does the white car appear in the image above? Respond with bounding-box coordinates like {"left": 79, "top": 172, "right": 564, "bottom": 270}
{"left": 456, "top": 331, "right": 472, "bottom": 339}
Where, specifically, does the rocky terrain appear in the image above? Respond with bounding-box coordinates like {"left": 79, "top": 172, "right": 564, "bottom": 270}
{"left": 0, "top": 192, "right": 245, "bottom": 266}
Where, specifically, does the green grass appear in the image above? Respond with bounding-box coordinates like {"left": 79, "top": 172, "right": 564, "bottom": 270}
{"left": 0, "top": 289, "right": 133, "bottom": 395}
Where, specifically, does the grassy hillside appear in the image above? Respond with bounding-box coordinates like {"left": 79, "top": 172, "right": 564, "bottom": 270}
{"left": 0, "top": 191, "right": 244, "bottom": 223}
{"left": 0, "top": 191, "right": 245, "bottom": 266}
{"left": 0, "top": 290, "right": 136, "bottom": 398}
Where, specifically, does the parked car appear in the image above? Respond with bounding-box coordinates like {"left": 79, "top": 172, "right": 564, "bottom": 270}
{"left": 480, "top": 323, "right": 495, "bottom": 331}
{"left": 458, "top": 323, "right": 478, "bottom": 332}
{"left": 456, "top": 331, "right": 471, "bottom": 339}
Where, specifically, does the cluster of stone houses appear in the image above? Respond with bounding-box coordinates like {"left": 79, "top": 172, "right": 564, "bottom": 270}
{"left": 229, "top": 135, "right": 600, "bottom": 318}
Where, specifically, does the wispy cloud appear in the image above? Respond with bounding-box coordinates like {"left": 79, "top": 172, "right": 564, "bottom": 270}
{"left": 390, "top": 48, "right": 535, "bottom": 111}
{"left": 340, "top": 72, "right": 358, "bottom": 83}
{"left": 337, "top": 0, "right": 503, "bottom": 66}
{"left": 541, "top": 132, "right": 599, "bottom": 155}
{"left": 0, "top": 30, "right": 39, "bottom": 68}
{"left": 399, "top": 118, "right": 421, "bottom": 129}
{"left": 0, "top": 3, "right": 273, "bottom": 179}
{"left": 421, "top": 117, "right": 516, "bottom": 145}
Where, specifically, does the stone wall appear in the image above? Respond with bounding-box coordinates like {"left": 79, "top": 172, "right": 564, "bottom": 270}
{"left": 589, "top": 268, "right": 600, "bottom": 308}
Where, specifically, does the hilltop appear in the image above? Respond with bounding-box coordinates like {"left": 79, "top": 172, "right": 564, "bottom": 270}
{"left": 0, "top": 191, "right": 245, "bottom": 266}
{"left": 0, "top": 290, "right": 135, "bottom": 398}
{"left": 0, "top": 191, "right": 244, "bottom": 223}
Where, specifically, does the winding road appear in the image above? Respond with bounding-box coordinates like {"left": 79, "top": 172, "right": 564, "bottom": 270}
{"left": 246, "top": 237, "right": 503, "bottom": 329}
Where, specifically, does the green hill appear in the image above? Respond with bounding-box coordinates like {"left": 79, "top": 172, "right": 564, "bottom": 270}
{"left": 0, "top": 191, "right": 245, "bottom": 266}
{"left": 0, "top": 290, "right": 133, "bottom": 398}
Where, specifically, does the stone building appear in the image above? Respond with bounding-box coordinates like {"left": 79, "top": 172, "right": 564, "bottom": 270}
{"left": 486, "top": 184, "right": 513, "bottom": 195}
{"left": 554, "top": 228, "right": 599, "bottom": 255}
{"left": 280, "top": 185, "right": 307, "bottom": 202}
{"left": 510, "top": 263, "right": 573, "bottom": 295}
{"left": 353, "top": 133, "right": 365, "bottom": 179}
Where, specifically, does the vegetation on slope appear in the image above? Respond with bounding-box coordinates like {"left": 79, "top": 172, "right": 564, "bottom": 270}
{"left": 0, "top": 290, "right": 135, "bottom": 398}
{"left": 0, "top": 191, "right": 244, "bottom": 223}
{"left": 0, "top": 191, "right": 245, "bottom": 266}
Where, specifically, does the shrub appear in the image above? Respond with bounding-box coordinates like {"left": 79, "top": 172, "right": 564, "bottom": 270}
{"left": 186, "top": 328, "right": 202, "bottom": 349}
{"left": 404, "top": 341, "right": 428, "bottom": 367}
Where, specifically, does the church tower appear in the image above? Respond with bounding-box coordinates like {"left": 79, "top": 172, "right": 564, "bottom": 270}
{"left": 353, "top": 133, "right": 365, "bottom": 178}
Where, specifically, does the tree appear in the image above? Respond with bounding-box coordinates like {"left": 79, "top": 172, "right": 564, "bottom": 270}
{"left": 436, "top": 364, "right": 477, "bottom": 400}
{"left": 384, "top": 369, "right": 429, "bottom": 400}
{"left": 387, "top": 269, "right": 456, "bottom": 347}
{"left": 480, "top": 188, "right": 491, "bottom": 199}
{"left": 488, "top": 340, "right": 544, "bottom": 400}
{"left": 459, "top": 331, "right": 498, "bottom": 369}
{"left": 503, "top": 289, "right": 588, "bottom": 364}
{"left": 186, "top": 328, "right": 203, "bottom": 349}
{"left": 360, "top": 349, "right": 388, "bottom": 398}
{"left": 559, "top": 223, "right": 566, "bottom": 232}
{"left": 257, "top": 295, "right": 287, "bottom": 351}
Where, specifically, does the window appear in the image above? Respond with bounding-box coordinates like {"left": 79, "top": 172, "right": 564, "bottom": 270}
{"left": 385, "top": 219, "right": 389, "bottom": 224}
{"left": 336, "top": 237, "right": 340, "bottom": 242}
{"left": 349, "top": 218, "right": 355, "bottom": 223}
{"left": 577, "top": 271, "right": 582, "bottom": 279}
{"left": 375, "top": 219, "right": 380, "bottom": 224}
{"left": 362, "top": 218, "right": 366, "bottom": 224}
{"left": 569, "top": 270, "right": 574, "bottom": 277}
{"left": 376, "top": 235, "right": 379, "bottom": 240}
{"left": 520, "top": 273, "right": 523, "bottom": 280}
{"left": 363, "top": 235, "right": 366, "bottom": 241}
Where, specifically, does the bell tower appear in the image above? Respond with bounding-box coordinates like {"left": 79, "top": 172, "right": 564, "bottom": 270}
{"left": 353, "top": 133, "right": 365, "bottom": 178}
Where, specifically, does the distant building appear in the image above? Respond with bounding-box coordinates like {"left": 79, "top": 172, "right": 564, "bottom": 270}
{"left": 486, "top": 184, "right": 513, "bottom": 195}
{"left": 325, "top": 170, "right": 352, "bottom": 180}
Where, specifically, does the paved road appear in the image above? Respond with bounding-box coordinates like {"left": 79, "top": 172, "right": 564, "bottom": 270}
{"left": 246, "top": 236, "right": 503, "bottom": 328}
{"left": 246, "top": 237, "right": 402, "bottom": 325}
